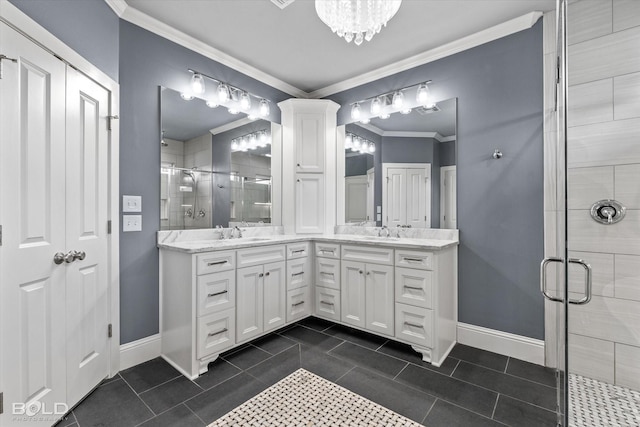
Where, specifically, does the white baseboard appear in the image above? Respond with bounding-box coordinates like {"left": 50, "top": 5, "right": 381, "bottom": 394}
{"left": 119, "top": 334, "right": 161, "bottom": 371}
{"left": 457, "top": 323, "right": 545, "bottom": 366}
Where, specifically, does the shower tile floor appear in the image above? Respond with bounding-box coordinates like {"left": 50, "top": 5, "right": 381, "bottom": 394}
{"left": 55, "top": 317, "right": 559, "bottom": 427}
{"left": 570, "top": 373, "right": 640, "bottom": 427}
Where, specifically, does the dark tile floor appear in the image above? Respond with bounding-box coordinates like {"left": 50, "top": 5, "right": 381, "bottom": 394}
{"left": 55, "top": 317, "right": 558, "bottom": 427}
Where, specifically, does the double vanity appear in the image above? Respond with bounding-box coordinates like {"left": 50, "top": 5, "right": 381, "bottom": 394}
{"left": 158, "top": 227, "right": 458, "bottom": 379}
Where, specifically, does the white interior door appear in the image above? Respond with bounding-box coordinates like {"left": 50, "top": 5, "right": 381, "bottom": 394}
{"left": 345, "top": 175, "right": 367, "bottom": 222}
{"left": 385, "top": 168, "right": 406, "bottom": 227}
{"left": 0, "top": 23, "right": 68, "bottom": 426}
{"left": 65, "top": 68, "right": 110, "bottom": 406}
{"left": 440, "top": 166, "right": 457, "bottom": 229}
{"left": 406, "top": 168, "right": 429, "bottom": 228}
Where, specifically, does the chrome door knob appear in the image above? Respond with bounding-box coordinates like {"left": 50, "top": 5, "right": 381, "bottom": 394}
{"left": 53, "top": 252, "right": 65, "bottom": 265}
{"left": 73, "top": 251, "right": 86, "bottom": 261}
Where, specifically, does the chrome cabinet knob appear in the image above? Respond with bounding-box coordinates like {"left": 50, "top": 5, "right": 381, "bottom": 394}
{"left": 53, "top": 252, "right": 65, "bottom": 265}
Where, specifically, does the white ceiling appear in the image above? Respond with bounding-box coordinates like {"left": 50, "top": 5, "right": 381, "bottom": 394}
{"left": 124, "top": 0, "right": 555, "bottom": 94}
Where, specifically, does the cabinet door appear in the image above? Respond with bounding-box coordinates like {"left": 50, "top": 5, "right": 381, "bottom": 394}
{"left": 386, "top": 168, "right": 406, "bottom": 227}
{"left": 197, "top": 270, "right": 235, "bottom": 316}
{"left": 296, "top": 174, "right": 324, "bottom": 233}
{"left": 315, "top": 257, "right": 340, "bottom": 290}
{"left": 263, "top": 261, "right": 286, "bottom": 333}
{"left": 197, "top": 308, "right": 235, "bottom": 359}
{"left": 406, "top": 168, "right": 428, "bottom": 228}
{"left": 395, "top": 267, "right": 433, "bottom": 309}
{"left": 315, "top": 286, "right": 340, "bottom": 321}
{"left": 295, "top": 113, "right": 325, "bottom": 173}
{"left": 365, "top": 264, "right": 395, "bottom": 337}
{"left": 341, "top": 261, "right": 366, "bottom": 328}
{"left": 236, "top": 265, "right": 264, "bottom": 343}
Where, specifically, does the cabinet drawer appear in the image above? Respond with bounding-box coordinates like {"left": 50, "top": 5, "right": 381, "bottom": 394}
{"left": 315, "top": 286, "right": 340, "bottom": 321}
{"left": 237, "top": 245, "right": 286, "bottom": 268}
{"left": 315, "top": 242, "right": 340, "bottom": 259}
{"left": 287, "top": 286, "right": 311, "bottom": 323}
{"left": 287, "top": 242, "right": 310, "bottom": 259}
{"left": 197, "top": 270, "right": 235, "bottom": 316}
{"left": 395, "top": 267, "right": 433, "bottom": 309}
{"left": 315, "top": 258, "right": 340, "bottom": 290}
{"left": 342, "top": 245, "right": 394, "bottom": 266}
{"left": 287, "top": 257, "right": 311, "bottom": 290}
{"left": 196, "top": 251, "right": 235, "bottom": 275}
{"left": 395, "top": 303, "right": 433, "bottom": 348}
{"left": 197, "top": 308, "right": 235, "bottom": 359}
{"left": 395, "top": 249, "right": 433, "bottom": 270}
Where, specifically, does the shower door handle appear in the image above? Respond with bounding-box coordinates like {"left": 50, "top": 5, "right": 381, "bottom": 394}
{"left": 568, "top": 258, "right": 592, "bottom": 305}
{"left": 540, "top": 257, "right": 564, "bottom": 302}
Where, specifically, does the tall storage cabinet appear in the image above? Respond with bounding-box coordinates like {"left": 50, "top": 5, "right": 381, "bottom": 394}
{"left": 279, "top": 99, "right": 340, "bottom": 235}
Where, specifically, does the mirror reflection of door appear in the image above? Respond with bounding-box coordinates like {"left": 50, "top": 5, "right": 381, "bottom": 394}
{"left": 440, "top": 165, "right": 457, "bottom": 229}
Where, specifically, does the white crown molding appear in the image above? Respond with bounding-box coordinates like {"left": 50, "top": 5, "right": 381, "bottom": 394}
{"left": 355, "top": 122, "right": 384, "bottom": 135}
{"left": 309, "top": 11, "right": 544, "bottom": 99}
{"left": 209, "top": 117, "right": 254, "bottom": 135}
{"left": 354, "top": 123, "right": 450, "bottom": 142}
{"left": 105, "top": 0, "right": 308, "bottom": 99}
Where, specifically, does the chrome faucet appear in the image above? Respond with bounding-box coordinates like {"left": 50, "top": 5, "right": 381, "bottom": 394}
{"left": 215, "top": 225, "right": 225, "bottom": 239}
{"left": 378, "top": 226, "right": 390, "bottom": 237}
{"left": 232, "top": 226, "right": 243, "bottom": 239}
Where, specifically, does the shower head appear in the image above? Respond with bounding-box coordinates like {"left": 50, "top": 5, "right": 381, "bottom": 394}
{"left": 182, "top": 170, "right": 196, "bottom": 181}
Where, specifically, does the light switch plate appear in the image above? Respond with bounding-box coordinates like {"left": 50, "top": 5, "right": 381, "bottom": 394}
{"left": 123, "top": 195, "right": 142, "bottom": 212}
{"left": 376, "top": 205, "right": 381, "bottom": 214}
{"left": 376, "top": 213, "right": 382, "bottom": 221}
{"left": 123, "top": 215, "right": 142, "bottom": 232}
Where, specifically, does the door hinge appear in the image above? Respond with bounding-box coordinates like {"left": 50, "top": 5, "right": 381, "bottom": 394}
{"left": 425, "top": 216, "right": 427, "bottom": 221}
{"left": 0, "top": 391, "right": 3, "bottom": 415}
{"left": 0, "top": 54, "right": 18, "bottom": 80}
{"left": 107, "top": 115, "right": 119, "bottom": 131}
{"left": 107, "top": 220, "right": 112, "bottom": 234}
{"left": 108, "top": 324, "right": 112, "bottom": 338}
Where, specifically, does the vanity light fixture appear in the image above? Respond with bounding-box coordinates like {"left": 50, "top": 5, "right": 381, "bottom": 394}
{"left": 345, "top": 132, "right": 375, "bottom": 155}
{"left": 230, "top": 130, "right": 271, "bottom": 152}
{"left": 348, "top": 80, "right": 432, "bottom": 123}
{"left": 191, "top": 73, "right": 205, "bottom": 95}
{"left": 180, "top": 92, "right": 194, "bottom": 100}
{"left": 360, "top": 118, "right": 370, "bottom": 124}
{"left": 186, "top": 69, "right": 273, "bottom": 118}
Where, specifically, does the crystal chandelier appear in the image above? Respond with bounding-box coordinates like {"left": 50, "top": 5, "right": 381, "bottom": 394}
{"left": 315, "top": 0, "right": 402, "bottom": 45}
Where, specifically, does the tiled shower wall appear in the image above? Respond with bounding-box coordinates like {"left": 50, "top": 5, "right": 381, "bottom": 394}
{"left": 545, "top": 0, "right": 640, "bottom": 391}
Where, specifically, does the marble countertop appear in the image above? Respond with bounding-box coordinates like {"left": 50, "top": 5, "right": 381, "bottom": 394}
{"left": 158, "top": 228, "right": 458, "bottom": 254}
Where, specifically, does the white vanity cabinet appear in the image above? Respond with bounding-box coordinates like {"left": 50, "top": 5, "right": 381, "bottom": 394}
{"left": 160, "top": 249, "right": 237, "bottom": 379}
{"left": 394, "top": 247, "right": 457, "bottom": 366}
{"left": 340, "top": 246, "right": 395, "bottom": 337}
{"left": 314, "top": 242, "right": 341, "bottom": 321}
{"left": 236, "top": 245, "right": 286, "bottom": 343}
{"left": 285, "top": 242, "right": 312, "bottom": 322}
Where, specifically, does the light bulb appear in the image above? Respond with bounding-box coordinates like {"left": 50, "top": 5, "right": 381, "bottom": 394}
{"left": 228, "top": 108, "right": 239, "bottom": 115}
{"left": 353, "top": 137, "right": 361, "bottom": 149}
{"left": 206, "top": 100, "right": 219, "bottom": 108}
{"left": 416, "top": 83, "right": 430, "bottom": 105}
{"left": 369, "top": 143, "right": 376, "bottom": 153}
{"left": 345, "top": 133, "right": 353, "bottom": 147}
{"left": 371, "top": 97, "right": 382, "bottom": 115}
{"left": 380, "top": 112, "right": 390, "bottom": 119}
{"left": 392, "top": 91, "right": 404, "bottom": 108}
{"left": 249, "top": 134, "right": 257, "bottom": 146}
{"left": 180, "top": 92, "right": 193, "bottom": 101}
{"left": 191, "top": 73, "right": 205, "bottom": 95}
{"left": 231, "top": 139, "right": 239, "bottom": 150}
{"left": 248, "top": 115, "right": 258, "bottom": 121}
{"left": 360, "top": 118, "right": 370, "bottom": 124}
{"left": 259, "top": 131, "right": 268, "bottom": 147}
{"left": 240, "top": 91, "right": 251, "bottom": 110}
{"left": 351, "top": 103, "right": 361, "bottom": 120}
{"left": 217, "top": 83, "right": 230, "bottom": 103}
{"left": 259, "top": 99, "right": 270, "bottom": 117}
{"left": 401, "top": 107, "right": 412, "bottom": 115}
{"left": 240, "top": 137, "right": 248, "bottom": 148}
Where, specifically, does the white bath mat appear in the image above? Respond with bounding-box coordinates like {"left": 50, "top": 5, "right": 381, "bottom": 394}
{"left": 207, "top": 368, "right": 422, "bottom": 426}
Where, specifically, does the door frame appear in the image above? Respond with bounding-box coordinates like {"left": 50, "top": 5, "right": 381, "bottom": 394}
{"left": 381, "top": 163, "right": 431, "bottom": 228}
{"left": 440, "top": 165, "right": 457, "bottom": 228}
{"left": 0, "top": 1, "right": 121, "bottom": 377}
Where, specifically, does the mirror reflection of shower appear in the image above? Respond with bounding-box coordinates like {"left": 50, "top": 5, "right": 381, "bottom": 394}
{"left": 181, "top": 168, "right": 205, "bottom": 219}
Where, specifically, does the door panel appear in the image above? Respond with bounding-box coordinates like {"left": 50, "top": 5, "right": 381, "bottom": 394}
{"left": 236, "top": 265, "right": 264, "bottom": 342}
{"left": 365, "top": 264, "right": 394, "bottom": 336}
{"left": 263, "top": 261, "right": 286, "bottom": 333}
{"left": 405, "top": 169, "right": 427, "bottom": 228}
{"left": 65, "top": 68, "right": 110, "bottom": 407}
{"left": 386, "top": 168, "right": 405, "bottom": 227}
{"left": 341, "top": 261, "right": 365, "bottom": 328}
{"left": 0, "top": 23, "right": 67, "bottom": 426}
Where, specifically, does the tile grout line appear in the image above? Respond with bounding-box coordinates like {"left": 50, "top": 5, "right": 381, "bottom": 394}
{"left": 420, "top": 398, "right": 438, "bottom": 425}
{"left": 392, "top": 362, "right": 410, "bottom": 381}
{"left": 334, "top": 365, "right": 357, "bottom": 383}
{"left": 449, "top": 359, "right": 461, "bottom": 377}
{"left": 491, "top": 394, "right": 500, "bottom": 419}
{"left": 118, "top": 374, "right": 158, "bottom": 422}
{"left": 504, "top": 357, "right": 510, "bottom": 373}
{"left": 136, "top": 373, "right": 184, "bottom": 396}
{"left": 374, "top": 339, "right": 390, "bottom": 351}
{"left": 184, "top": 402, "right": 208, "bottom": 426}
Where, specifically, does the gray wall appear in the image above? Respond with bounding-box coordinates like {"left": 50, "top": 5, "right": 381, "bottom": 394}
{"left": 8, "top": 0, "right": 119, "bottom": 82}
{"left": 345, "top": 155, "right": 373, "bottom": 177}
{"left": 440, "top": 141, "right": 456, "bottom": 167}
{"left": 329, "top": 23, "right": 544, "bottom": 339}
{"left": 119, "top": 22, "right": 291, "bottom": 343}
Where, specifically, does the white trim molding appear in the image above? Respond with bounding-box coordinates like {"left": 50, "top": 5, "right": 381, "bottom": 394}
{"left": 119, "top": 334, "right": 162, "bottom": 371}
{"left": 457, "top": 322, "right": 545, "bottom": 366}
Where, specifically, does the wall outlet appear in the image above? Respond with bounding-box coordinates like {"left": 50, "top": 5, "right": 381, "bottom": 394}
{"left": 123, "top": 195, "right": 142, "bottom": 212}
{"left": 123, "top": 215, "right": 142, "bottom": 232}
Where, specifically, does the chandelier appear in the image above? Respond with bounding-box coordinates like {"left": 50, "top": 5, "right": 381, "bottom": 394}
{"left": 315, "top": 0, "right": 402, "bottom": 45}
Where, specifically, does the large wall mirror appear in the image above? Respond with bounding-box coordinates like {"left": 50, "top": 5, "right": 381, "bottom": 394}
{"left": 341, "top": 97, "right": 457, "bottom": 229}
{"left": 160, "top": 86, "right": 280, "bottom": 230}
